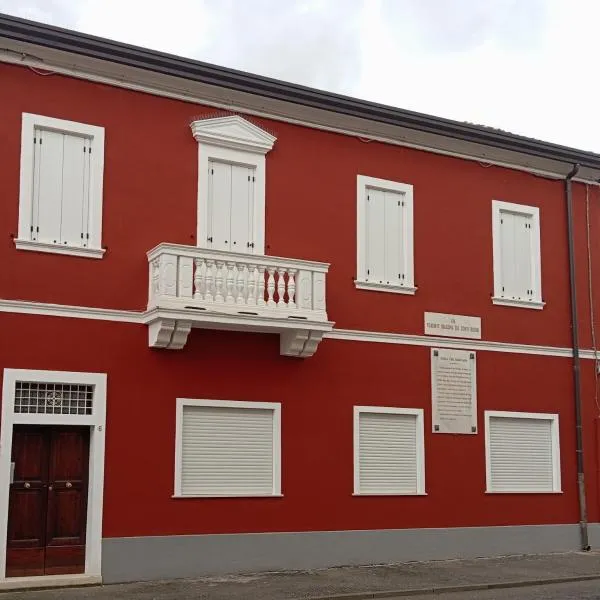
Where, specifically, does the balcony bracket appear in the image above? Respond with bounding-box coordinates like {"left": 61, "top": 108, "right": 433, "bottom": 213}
{"left": 148, "top": 318, "right": 192, "bottom": 350}
{"left": 280, "top": 330, "right": 325, "bottom": 358}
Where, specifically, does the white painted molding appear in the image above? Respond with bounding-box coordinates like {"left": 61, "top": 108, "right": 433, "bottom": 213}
{"left": 0, "top": 298, "right": 599, "bottom": 360}
{"left": 190, "top": 115, "right": 276, "bottom": 154}
{"left": 280, "top": 330, "right": 325, "bottom": 357}
{"left": 492, "top": 297, "right": 546, "bottom": 310}
{"left": 354, "top": 281, "right": 417, "bottom": 295}
{"left": 14, "top": 239, "right": 105, "bottom": 259}
{"left": 0, "top": 299, "right": 145, "bottom": 323}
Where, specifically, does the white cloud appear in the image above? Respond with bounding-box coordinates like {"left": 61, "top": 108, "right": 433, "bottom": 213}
{"left": 1, "top": 0, "right": 599, "bottom": 152}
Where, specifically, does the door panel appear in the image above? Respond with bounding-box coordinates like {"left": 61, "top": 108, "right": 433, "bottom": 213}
{"left": 6, "top": 426, "right": 89, "bottom": 577}
{"left": 6, "top": 428, "right": 49, "bottom": 577}
{"left": 45, "top": 428, "right": 89, "bottom": 575}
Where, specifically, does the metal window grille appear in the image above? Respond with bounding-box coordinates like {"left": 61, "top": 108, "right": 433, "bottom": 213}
{"left": 14, "top": 381, "right": 94, "bottom": 415}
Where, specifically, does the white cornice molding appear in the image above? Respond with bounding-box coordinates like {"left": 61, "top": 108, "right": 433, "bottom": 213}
{"left": 190, "top": 115, "right": 276, "bottom": 154}
{"left": 0, "top": 299, "right": 597, "bottom": 360}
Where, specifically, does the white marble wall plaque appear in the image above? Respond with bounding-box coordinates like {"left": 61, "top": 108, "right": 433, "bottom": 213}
{"left": 424, "top": 312, "right": 481, "bottom": 339}
{"left": 431, "top": 348, "right": 477, "bottom": 434}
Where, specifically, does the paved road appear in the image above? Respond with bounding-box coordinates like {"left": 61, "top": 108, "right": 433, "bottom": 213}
{"left": 404, "top": 580, "right": 600, "bottom": 599}
{"left": 7, "top": 579, "right": 600, "bottom": 600}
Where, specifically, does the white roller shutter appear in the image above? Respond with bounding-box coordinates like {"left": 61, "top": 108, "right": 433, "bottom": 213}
{"left": 356, "top": 410, "right": 422, "bottom": 494}
{"left": 487, "top": 415, "right": 558, "bottom": 492}
{"left": 180, "top": 404, "right": 276, "bottom": 496}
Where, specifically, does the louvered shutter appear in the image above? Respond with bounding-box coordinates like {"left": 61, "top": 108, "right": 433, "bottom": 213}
{"left": 32, "top": 128, "right": 92, "bottom": 247}
{"left": 384, "top": 190, "right": 405, "bottom": 286}
{"left": 488, "top": 416, "right": 556, "bottom": 492}
{"left": 207, "top": 160, "right": 231, "bottom": 251}
{"left": 499, "top": 210, "right": 533, "bottom": 300}
{"left": 181, "top": 405, "right": 275, "bottom": 496}
{"left": 357, "top": 411, "right": 419, "bottom": 494}
{"left": 230, "top": 164, "right": 255, "bottom": 253}
{"left": 365, "top": 189, "right": 385, "bottom": 282}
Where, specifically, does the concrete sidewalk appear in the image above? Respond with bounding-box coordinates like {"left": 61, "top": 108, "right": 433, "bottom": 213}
{"left": 8, "top": 552, "right": 600, "bottom": 599}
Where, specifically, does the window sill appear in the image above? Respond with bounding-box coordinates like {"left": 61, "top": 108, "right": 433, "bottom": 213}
{"left": 15, "top": 239, "right": 105, "bottom": 259}
{"left": 492, "top": 297, "right": 545, "bottom": 310}
{"left": 352, "top": 492, "right": 427, "bottom": 496}
{"left": 485, "top": 489, "right": 562, "bottom": 494}
{"left": 172, "top": 493, "right": 283, "bottom": 499}
{"left": 355, "top": 281, "right": 417, "bottom": 295}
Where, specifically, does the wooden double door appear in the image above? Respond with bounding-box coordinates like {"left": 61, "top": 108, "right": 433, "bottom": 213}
{"left": 6, "top": 426, "right": 89, "bottom": 577}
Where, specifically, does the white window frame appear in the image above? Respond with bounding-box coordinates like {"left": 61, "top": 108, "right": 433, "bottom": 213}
{"left": 484, "top": 410, "right": 561, "bottom": 494}
{"left": 353, "top": 406, "right": 426, "bottom": 496}
{"left": 174, "top": 398, "right": 282, "bottom": 498}
{"left": 191, "top": 116, "right": 276, "bottom": 256}
{"left": 492, "top": 200, "right": 543, "bottom": 309}
{"left": 16, "top": 113, "right": 106, "bottom": 259}
{"left": 355, "top": 175, "right": 416, "bottom": 295}
{"left": 0, "top": 368, "right": 107, "bottom": 582}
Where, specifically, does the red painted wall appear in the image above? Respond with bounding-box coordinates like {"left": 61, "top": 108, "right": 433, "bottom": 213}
{"left": 1, "top": 62, "right": 595, "bottom": 349}
{"left": 1, "top": 61, "right": 600, "bottom": 536}
{"left": 0, "top": 313, "right": 596, "bottom": 536}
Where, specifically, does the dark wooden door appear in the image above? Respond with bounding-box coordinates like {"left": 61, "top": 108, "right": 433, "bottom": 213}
{"left": 6, "top": 426, "right": 89, "bottom": 577}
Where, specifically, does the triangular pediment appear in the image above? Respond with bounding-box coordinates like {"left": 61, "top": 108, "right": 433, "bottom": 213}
{"left": 190, "top": 115, "right": 276, "bottom": 154}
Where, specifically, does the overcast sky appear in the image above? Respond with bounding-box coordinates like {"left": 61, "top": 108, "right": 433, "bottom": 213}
{"left": 1, "top": 0, "right": 598, "bottom": 153}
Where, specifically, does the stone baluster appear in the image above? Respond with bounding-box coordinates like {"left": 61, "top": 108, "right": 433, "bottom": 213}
{"left": 247, "top": 265, "right": 257, "bottom": 305}
{"left": 257, "top": 266, "right": 266, "bottom": 306}
{"left": 226, "top": 262, "right": 236, "bottom": 304}
{"left": 267, "top": 267, "right": 276, "bottom": 307}
{"left": 204, "top": 259, "right": 215, "bottom": 303}
{"left": 287, "top": 269, "right": 297, "bottom": 309}
{"left": 277, "top": 268, "right": 287, "bottom": 307}
{"left": 236, "top": 263, "right": 246, "bottom": 305}
{"left": 193, "top": 258, "right": 205, "bottom": 300}
{"left": 214, "top": 260, "right": 225, "bottom": 303}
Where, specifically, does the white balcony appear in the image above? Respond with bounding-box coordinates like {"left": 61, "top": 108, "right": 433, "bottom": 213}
{"left": 146, "top": 243, "right": 333, "bottom": 357}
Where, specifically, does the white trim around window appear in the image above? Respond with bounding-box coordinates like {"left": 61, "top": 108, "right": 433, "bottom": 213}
{"left": 174, "top": 398, "right": 281, "bottom": 498}
{"left": 485, "top": 410, "right": 561, "bottom": 494}
{"left": 353, "top": 406, "right": 425, "bottom": 496}
{"left": 491, "top": 200, "right": 543, "bottom": 309}
{"left": 16, "top": 113, "right": 105, "bottom": 259}
{"left": 356, "top": 175, "right": 416, "bottom": 295}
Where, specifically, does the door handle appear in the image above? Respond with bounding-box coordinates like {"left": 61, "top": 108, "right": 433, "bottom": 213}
{"left": 66, "top": 482, "right": 72, "bottom": 488}
{"left": 24, "top": 482, "right": 30, "bottom": 489}
{"left": 48, "top": 485, "right": 53, "bottom": 491}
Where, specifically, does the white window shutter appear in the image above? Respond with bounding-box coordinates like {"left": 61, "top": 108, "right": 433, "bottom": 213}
{"left": 384, "top": 190, "right": 405, "bottom": 285}
{"left": 33, "top": 128, "right": 63, "bottom": 245}
{"left": 207, "top": 160, "right": 231, "bottom": 251}
{"left": 365, "top": 188, "right": 385, "bottom": 283}
{"left": 230, "top": 164, "right": 255, "bottom": 252}
{"left": 488, "top": 416, "right": 556, "bottom": 492}
{"left": 499, "top": 210, "right": 534, "bottom": 300}
{"left": 181, "top": 405, "right": 275, "bottom": 496}
{"left": 357, "top": 411, "right": 419, "bottom": 494}
{"left": 60, "top": 134, "right": 90, "bottom": 247}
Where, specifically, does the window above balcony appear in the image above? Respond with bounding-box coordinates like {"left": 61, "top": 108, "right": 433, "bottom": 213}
{"left": 191, "top": 115, "right": 276, "bottom": 256}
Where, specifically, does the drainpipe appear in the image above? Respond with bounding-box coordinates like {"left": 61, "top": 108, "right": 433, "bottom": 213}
{"left": 565, "top": 163, "right": 590, "bottom": 551}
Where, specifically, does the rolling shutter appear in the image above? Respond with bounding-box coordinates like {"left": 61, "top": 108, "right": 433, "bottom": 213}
{"left": 488, "top": 416, "right": 556, "bottom": 492}
{"left": 499, "top": 210, "right": 533, "bottom": 300}
{"left": 180, "top": 404, "right": 275, "bottom": 496}
{"left": 365, "top": 188, "right": 405, "bottom": 285}
{"left": 31, "top": 128, "right": 92, "bottom": 247}
{"left": 357, "top": 411, "right": 419, "bottom": 494}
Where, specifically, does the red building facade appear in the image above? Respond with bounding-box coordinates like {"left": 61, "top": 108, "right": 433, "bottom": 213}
{"left": 1, "top": 14, "right": 600, "bottom": 586}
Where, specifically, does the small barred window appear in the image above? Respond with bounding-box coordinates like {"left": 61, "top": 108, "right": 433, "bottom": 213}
{"left": 14, "top": 381, "right": 93, "bottom": 415}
